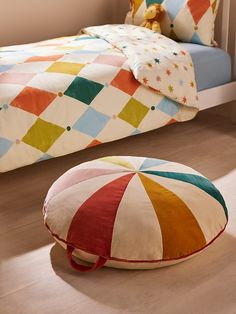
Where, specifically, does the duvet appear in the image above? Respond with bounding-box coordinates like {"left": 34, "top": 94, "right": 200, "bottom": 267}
{"left": 0, "top": 25, "right": 198, "bottom": 172}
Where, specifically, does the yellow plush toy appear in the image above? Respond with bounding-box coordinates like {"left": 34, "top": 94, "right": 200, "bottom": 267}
{"left": 140, "top": 3, "right": 165, "bottom": 33}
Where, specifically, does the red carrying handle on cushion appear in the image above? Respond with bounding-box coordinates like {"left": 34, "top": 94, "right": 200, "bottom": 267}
{"left": 67, "top": 245, "right": 107, "bottom": 272}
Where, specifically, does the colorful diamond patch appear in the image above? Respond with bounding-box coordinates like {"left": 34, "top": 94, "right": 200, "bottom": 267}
{"left": 0, "top": 137, "right": 13, "bottom": 157}
{"left": 0, "top": 73, "right": 35, "bottom": 85}
{"left": 10, "top": 86, "right": 57, "bottom": 116}
{"left": 22, "top": 118, "right": 65, "bottom": 152}
{"left": 118, "top": 98, "right": 149, "bottom": 128}
{"left": 46, "top": 62, "right": 85, "bottom": 75}
{"left": 157, "top": 98, "right": 180, "bottom": 116}
{"left": 111, "top": 69, "right": 141, "bottom": 96}
{"left": 188, "top": 0, "right": 211, "bottom": 24}
{"left": 64, "top": 76, "right": 104, "bottom": 105}
{"left": 94, "top": 55, "right": 127, "bottom": 67}
{"left": 73, "top": 108, "right": 110, "bottom": 137}
{"left": 26, "top": 55, "right": 63, "bottom": 62}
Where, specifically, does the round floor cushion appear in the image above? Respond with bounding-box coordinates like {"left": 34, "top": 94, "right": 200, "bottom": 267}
{"left": 43, "top": 156, "right": 228, "bottom": 272}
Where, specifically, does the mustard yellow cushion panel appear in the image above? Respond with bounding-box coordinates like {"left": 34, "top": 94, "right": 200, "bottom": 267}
{"left": 43, "top": 156, "right": 228, "bottom": 272}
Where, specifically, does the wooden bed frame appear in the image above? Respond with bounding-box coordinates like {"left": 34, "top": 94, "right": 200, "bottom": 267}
{"left": 198, "top": 0, "right": 236, "bottom": 111}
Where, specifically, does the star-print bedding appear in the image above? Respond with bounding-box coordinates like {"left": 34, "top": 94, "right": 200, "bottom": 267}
{"left": 0, "top": 24, "right": 198, "bottom": 172}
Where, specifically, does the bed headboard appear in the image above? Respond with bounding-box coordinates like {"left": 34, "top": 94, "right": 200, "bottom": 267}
{"left": 220, "top": 0, "right": 230, "bottom": 51}
{"left": 215, "top": 0, "right": 230, "bottom": 51}
{"left": 216, "top": 0, "right": 235, "bottom": 79}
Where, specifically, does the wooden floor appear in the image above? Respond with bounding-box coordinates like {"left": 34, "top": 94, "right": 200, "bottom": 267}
{"left": 1, "top": 109, "right": 236, "bottom": 314}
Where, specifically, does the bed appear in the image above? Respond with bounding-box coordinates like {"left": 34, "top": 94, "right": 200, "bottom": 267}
{"left": 0, "top": 0, "right": 235, "bottom": 173}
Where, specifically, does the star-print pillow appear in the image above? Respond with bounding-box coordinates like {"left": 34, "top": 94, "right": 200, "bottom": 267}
{"left": 126, "top": 0, "right": 220, "bottom": 46}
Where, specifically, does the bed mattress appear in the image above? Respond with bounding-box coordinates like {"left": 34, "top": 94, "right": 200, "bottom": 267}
{"left": 181, "top": 43, "right": 232, "bottom": 91}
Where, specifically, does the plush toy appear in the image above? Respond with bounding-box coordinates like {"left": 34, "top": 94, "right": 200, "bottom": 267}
{"left": 140, "top": 3, "right": 165, "bottom": 33}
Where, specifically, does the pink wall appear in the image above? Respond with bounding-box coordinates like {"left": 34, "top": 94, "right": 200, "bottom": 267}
{"left": 0, "top": 0, "right": 129, "bottom": 46}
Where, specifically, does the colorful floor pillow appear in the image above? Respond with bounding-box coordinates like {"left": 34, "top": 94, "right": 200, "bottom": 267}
{"left": 126, "top": 0, "right": 220, "bottom": 46}
{"left": 43, "top": 156, "right": 228, "bottom": 272}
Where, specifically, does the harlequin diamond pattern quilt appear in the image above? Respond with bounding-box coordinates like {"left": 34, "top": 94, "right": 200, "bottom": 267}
{"left": 0, "top": 25, "right": 198, "bottom": 172}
